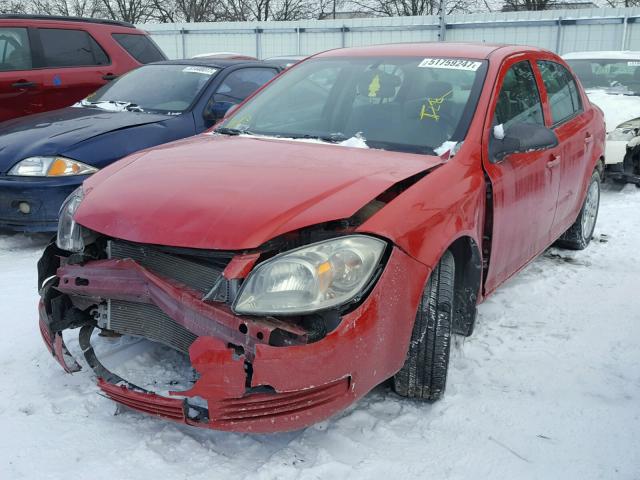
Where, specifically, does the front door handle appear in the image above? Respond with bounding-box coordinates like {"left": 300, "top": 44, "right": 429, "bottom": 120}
{"left": 102, "top": 74, "right": 118, "bottom": 81}
{"left": 12, "top": 81, "right": 37, "bottom": 89}
{"left": 584, "top": 133, "right": 593, "bottom": 144}
{"left": 547, "top": 154, "right": 561, "bottom": 169}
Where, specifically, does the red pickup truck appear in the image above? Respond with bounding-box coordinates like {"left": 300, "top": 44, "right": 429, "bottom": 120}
{"left": 0, "top": 15, "right": 166, "bottom": 122}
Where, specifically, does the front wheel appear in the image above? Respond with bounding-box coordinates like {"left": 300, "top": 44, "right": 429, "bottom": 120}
{"left": 393, "top": 250, "right": 455, "bottom": 402}
{"left": 556, "top": 170, "right": 601, "bottom": 250}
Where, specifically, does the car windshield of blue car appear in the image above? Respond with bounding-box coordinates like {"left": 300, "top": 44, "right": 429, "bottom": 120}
{"left": 81, "top": 64, "right": 218, "bottom": 114}
{"left": 217, "top": 56, "right": 488, "bottom": 155}
{"left": 566, "top": 59, "right": 640, "bottom": 96}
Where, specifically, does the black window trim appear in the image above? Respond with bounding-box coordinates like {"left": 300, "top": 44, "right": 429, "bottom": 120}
{"left": 30, "top": 26, "right": 112, "bottom": 69}
{"left": 537, "top": 59, "right": 584, "bottom": 129}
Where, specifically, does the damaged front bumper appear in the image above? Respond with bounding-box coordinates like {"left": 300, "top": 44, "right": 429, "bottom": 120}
{"left": 38, "top": 244, "right": 428, "bottom": 433}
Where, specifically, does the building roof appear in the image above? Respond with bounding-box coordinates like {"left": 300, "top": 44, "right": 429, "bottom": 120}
{"left": 316, "top": 42, "right": 545, "bottom": 60}
{"left": 563, "top": 51, "right": 640, "bottom": 60}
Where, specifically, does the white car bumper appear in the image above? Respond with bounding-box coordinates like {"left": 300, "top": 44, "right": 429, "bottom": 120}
{"left": 605, "top": 140, "right": 627, "bottom": 166}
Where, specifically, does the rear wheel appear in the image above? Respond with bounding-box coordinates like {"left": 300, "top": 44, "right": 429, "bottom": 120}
{"left": 393, "top": 251, "right": 455, "bottom": 402}
{"left": 556, "top": 170, "right": 600, "bottom": 250}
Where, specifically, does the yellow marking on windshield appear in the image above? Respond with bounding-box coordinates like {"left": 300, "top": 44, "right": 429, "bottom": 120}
{"left": 420, "top": 90, "right": 453, "bottom": 121}
{"left": 368, "top": 74, "right": 381, "bottom": 98}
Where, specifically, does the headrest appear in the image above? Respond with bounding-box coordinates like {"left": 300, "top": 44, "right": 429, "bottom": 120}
{"left": 357, "top": 70, "right": 402, "bottom": 99}
{"left": 425, "top": 81, "right": 453, "bottom": 99}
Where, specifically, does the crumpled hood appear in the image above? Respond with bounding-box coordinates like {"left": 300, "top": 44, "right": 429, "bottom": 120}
{"left": 0, "top": 108, "right": 169, "bottom": 173}
{"left": 585, "top": 89, "right": 640, "bottom": 132}
{"left": 77, "top": 134, "right": 443, "bottom": 250}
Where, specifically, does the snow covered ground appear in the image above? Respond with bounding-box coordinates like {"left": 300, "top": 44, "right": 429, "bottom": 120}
{"left": 1, "top": 185, "right": 639, "bottom": 480}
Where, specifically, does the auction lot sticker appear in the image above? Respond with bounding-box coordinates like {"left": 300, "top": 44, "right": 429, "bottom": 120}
{"left": 183, "top": 66, "right": 218, "bottom": 75}
{"left": 418, "top": 58, "right": 482, "bottom": 71}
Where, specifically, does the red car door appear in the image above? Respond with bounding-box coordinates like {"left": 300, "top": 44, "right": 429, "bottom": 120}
{"left": 0, "top": 25, "right": 44, "bottom": 121}
{"left": 482, "top": 56, "right": 562, "bottom": 294}
{"left": 535, "top": 59, "right": 595, "bottom": 238}
{"left": 34, "top": 27, "right": 112, "bottom": 111}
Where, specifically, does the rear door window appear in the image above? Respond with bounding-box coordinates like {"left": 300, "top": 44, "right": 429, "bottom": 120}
{"left": 39, "top": 28, "right": 109, "bottom": 67}
{"left": 495, "top": 61, "right": 544, "bottom": 128}
{"left": 112, "top": 34, "right": 166, "bottom": 64}
{"left": 537, "top": 60, "right": 583, "bottom": 126}
{"left": 0, "top": 27, "right": 32, "bottom": 71}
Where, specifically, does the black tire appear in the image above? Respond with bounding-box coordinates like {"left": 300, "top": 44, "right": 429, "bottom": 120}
{"left": 393, "top": 250, "right": 455, "bottom": 402}
{"left": 556, "top": 170, "right": 601, "bottom": 250}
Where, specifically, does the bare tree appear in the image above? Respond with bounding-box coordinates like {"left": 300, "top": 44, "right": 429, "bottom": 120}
{"left": 352, "top": 0, "right": 440, "bottom": 16}
{"left": 501, "top": 0, "right": 556, "bottom": 10}
{"left": 604, "top": 0, "right": 640, "bottom": 7}
{"left": 31, "top": 0, "right": 104, "bottom": 16}
{"left": 352, "top": 0, "right": 477, "bottom": 16}
{"left": 100, "top": 0, "right": 155, "bottom": 22}
{"left": 0, "top": 0, "right": 26, "bottom": 13}
{"left": 150, "top": 0, "right": 226, "bottom": 22}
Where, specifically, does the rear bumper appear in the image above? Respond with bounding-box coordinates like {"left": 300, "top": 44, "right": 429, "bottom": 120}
{"left": 38, "top": 246, "right": 428, "bottom": 433}
{"left": 0, "top": 175, "right": 86, "bottom": 232}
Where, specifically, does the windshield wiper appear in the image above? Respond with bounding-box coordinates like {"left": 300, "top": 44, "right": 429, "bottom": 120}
{"left": 214, "top": 127, "right": 244, "bottom": 136}
{"left": 277, "top": 133, "right": 350, "bottom": 144}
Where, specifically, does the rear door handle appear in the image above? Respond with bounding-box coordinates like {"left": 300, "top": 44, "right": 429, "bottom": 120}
{"left": 547, "top": 155, "right": 561, "bottom": 169}
{"left": 584, "top": 133, "right": 593, "bottom": 144}
{"left": 102, "top": 74, "right": 118, "bottom": 81}
{"left": 11, "top": 81, "right": 37, "bottom": 89}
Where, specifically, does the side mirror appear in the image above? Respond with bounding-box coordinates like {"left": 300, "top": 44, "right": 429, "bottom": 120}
{"left": 490, "top": 122, "right": 559, "bottom": 162}
{"left": 203, "top": 101, "right": 237, "bottom": 127}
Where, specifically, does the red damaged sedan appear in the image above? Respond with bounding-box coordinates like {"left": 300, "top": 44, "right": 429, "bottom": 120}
{"left": 38, "top": 43, "right": 605, "bottom": 433}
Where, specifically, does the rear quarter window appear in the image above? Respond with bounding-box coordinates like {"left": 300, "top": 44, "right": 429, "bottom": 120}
{"left": 112, "top": 34, "right": 166, "bottom": 64}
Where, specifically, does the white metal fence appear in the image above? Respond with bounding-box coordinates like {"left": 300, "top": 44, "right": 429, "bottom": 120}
{"left": 140, "top": 7, "right": 640, "bottom": 60}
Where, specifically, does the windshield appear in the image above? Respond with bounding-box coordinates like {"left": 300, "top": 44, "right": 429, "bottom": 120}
{"left": 566, "top": 59, "right": 640, "bottom": 95}
{"left": 218, "top": 56, "right": 488, "bottom": 155}
{"left": 84, "top": 64, "right": 218, "bottom": 114}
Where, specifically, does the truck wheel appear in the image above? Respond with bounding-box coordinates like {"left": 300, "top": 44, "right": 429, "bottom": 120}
{"left": 393, "top": 250, "right": 455, "bottom": 402}
{"left": 556, "top": 170, "right": 600, "bottom": 250}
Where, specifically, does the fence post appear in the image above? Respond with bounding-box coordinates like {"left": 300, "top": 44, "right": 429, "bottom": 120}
{"left": 296, "top": 27, "right": 302, "bottom": 55}
{"left": 621, "top": 15, "right": 629, "bottom": 50}
{"left": 255, "top": 28, "right": 262, "bottom": 59}
{"left": 438, "top": 0, "right": 446, "bottom": 41}
{"left": 555, "top": 17, "right": 563, "bottom": 54}
{"left": 341, "top": 26, "right": 348, "bottom": 48}
{"left": 180, "top": 28, "right": 187, "bottom": 59}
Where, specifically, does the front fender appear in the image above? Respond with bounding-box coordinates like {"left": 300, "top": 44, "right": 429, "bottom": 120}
{"left": 356, "top": 157, "right": 486, "bottom": 272}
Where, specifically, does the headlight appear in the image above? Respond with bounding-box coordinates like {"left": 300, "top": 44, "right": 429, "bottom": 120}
{"left": 8, "top": 156, "right": 98, "bottom": 176}
{"left": 57, "top": 187, "right": 86, "bottom": 252}
{"left": 608, "top": 118, "right": 640, "bottom": 142}
{"left": 607, "top": 128, "right": 635, "bottom": 142}
{"left": 233, "top": 235, "right": 386, "bottom": 315}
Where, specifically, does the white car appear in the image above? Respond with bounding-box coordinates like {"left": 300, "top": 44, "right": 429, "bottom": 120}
{"left": 563, "top": 51, "right": 640, "bottom": 185}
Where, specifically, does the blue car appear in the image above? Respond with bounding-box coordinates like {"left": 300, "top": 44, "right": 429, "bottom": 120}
{"left": 0, "top": 59, "right": 281, "bottom": 232}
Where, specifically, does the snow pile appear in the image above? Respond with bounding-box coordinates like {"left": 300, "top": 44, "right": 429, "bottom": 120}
{"left": 1, "top": 185, "right": 639, "bottom": 480}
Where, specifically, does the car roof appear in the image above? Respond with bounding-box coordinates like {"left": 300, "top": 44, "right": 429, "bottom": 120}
{"left": 563, "top": 51, "right": 640, "bottom": 60}
{"left": 315, "top": 42, "right": 548, "bottom": 60}
{"left": 148, "top": 59, "right": 275, "bottom": 69}
{"left": 0, "top": 14, "right": 135, "bottom": 28}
